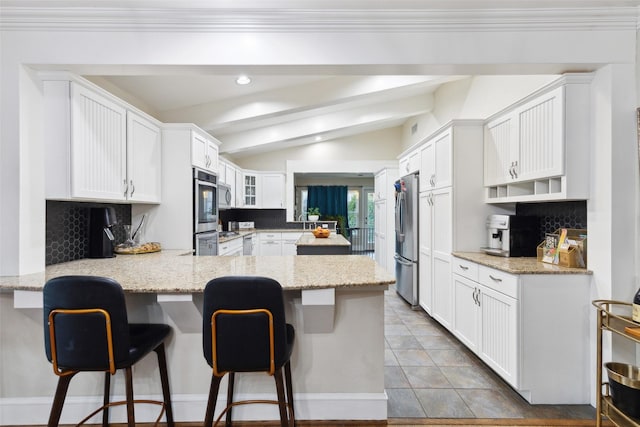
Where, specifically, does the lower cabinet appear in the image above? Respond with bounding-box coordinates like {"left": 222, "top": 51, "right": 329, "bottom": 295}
{"left": 451, "top": 256, "right": 590, "bottom": 404}
{"left": 258, "top": 232, "right": 282, "bottom": 256}
{"left": 282, "top": 232, "right": 303, "bottom": 255}
{"left": 219, "top": 237, "right": 243, "bottom": 256}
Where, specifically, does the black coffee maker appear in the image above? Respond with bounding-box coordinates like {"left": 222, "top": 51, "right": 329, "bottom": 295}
{"left": 89, "top": 207, "right": 117, "bottom": 258}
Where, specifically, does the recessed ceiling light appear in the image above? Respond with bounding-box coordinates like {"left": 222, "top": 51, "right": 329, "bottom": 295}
{"left": 236, "top": 75, "right": 251, "bottom": 85}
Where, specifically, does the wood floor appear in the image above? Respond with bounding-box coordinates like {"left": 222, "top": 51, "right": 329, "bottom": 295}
{"left": 21, "top": 420, "right": 609, "bottom": 427}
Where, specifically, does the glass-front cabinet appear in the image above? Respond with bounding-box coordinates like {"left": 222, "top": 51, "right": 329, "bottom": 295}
{"left": 244, "top": 173, "right": 257, "bottom": 207}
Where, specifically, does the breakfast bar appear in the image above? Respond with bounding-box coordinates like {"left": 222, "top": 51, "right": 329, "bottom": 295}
{"left": 0, "top": 252, "right": 395, "bottom": 424}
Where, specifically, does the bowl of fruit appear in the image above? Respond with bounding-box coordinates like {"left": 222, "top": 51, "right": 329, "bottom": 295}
{"left": 311, "top": 227, "right": 331, "bottom": 238}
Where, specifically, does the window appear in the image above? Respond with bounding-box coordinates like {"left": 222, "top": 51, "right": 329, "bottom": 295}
{"left": 347, "top": 189, "right": 359, "bottom": 227}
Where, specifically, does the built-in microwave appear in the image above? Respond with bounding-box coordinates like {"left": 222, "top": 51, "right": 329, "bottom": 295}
{"left": 193, "top": 168, "right": 218, "bottom": 233}
{"left": 218, "top": 183, "right": 232, "bottom": 210}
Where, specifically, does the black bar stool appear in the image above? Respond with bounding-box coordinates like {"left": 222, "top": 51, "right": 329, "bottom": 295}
{"left": 43, "top": 275, "right": 175, "bottom": 427}
{"left": 202, "top": 276, "right": 295, "bottom": 427}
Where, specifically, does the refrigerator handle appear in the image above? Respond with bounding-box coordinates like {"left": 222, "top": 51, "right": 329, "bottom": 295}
{"left": 394, "top": 254, "right": 413, "bottom": 266}
{"left": 395, "top": 191, "right": 405, "bottom": 241}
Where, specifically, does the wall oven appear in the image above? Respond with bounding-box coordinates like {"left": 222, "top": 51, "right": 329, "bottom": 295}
{"left": 193, "top": 168, "right": 219, "bottom": 255}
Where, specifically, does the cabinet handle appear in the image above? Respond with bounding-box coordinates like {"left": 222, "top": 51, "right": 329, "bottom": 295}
{"left": 430, "top": 174, "right": 436, "bottom": 187}
{"left": 512, "top": 161, "right": 518, "bottom": 179}
{"left": 488, "top": 274, "right": 502, "bottom": 282}
{"left": 123, "top": 179, "right": 128, "bottom": 198}
{"left": 129, "top": 180, "right": 135, "bottom": 197}
{"left": 459, "top": 264, "right": 469, "bottom": 270}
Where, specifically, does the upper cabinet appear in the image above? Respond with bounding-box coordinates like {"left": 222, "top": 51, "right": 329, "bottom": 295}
{"left": 239, "top": 171, "right": 286, "bottom": 209}
{"left": 398, "top": 149, "right": 420, "bottom": 176}
{"left": 191, "top": 130, "right": 219, "bottom": 174}
{"left": 261, "top": 173, "right": 285, "bottom": 209}
{"left": 126, "top": 111, "right": 162, "bottom": 202}
{"left": 43, "top": 76, "right": 162, "bottom": 203}
{"left": 484, "top": 74, "right": 592, "bottom": 203}
{"left": 420, "top": 128, "right": 452, "bottom": 191}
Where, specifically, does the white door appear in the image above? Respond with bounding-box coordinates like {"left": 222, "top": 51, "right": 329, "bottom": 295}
{"left": 514, "top": 86, "right": 564, "bottom": 182}
{"left": 452, "top": 274, "right": 479, "bottom": 352}
{"left": 261, "top": 173, "right": 285, "bottom": 208}
{"left": 418, "top": 191, "right": 432, "bottom": 314}
{"left": 126, "top": 111, "right": 161, "bottom": 202}
{"left": 70, "top": 83, "right": 127, "bottom": 200}
{"left": 431, "top": 188, "right": 452, "bottom": 328}
{"left": 478, "top": 285, "right": 519, "bottom": 387}
{"left": 191, "top": 131, "right": 208, "bottom": 171}
{"left": 484, "top": 114, "right": 516, "bottom": 186}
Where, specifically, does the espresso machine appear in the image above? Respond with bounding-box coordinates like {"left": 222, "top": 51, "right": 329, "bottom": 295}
{"left": 89, "top": 207, "right": 117, "bottom": 258}
{"left": 483, "top": 214, "right": 539, "bottom": 257}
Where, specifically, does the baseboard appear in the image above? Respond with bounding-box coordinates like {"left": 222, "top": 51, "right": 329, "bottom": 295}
{"left": 0, "top": 392, "right": 388, "bottom": 425}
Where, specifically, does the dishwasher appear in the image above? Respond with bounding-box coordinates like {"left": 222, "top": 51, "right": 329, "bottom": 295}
{"left": 243, "top": 234, "right": 254, "bottom": 255}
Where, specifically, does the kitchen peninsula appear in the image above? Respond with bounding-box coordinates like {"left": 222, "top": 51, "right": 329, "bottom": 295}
{"left": 0, "top": 252, "right": 394, "bottom": 424}
{"left": 296, "top": 233, "right": 351, "bottom": 255}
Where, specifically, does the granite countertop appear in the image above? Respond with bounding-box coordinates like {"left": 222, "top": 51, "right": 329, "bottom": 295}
{"left": 452, "top": 252, "right": 592, "bottom": 275}
{"left": 296, "top": 233, "right": 351, "bottom": 247}
{"left": 0, "top": 250, "right": 394, "bottom": 293}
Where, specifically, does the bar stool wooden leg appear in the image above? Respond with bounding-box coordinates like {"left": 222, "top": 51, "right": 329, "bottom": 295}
{"left": 225, "top": 372, "right": 235, "bottom": 426}
{"left": 124, "top": 367, "right": 135, "bottom": 427}
{"left": 154, "top": 344, "right": 175, "bottom": 427}
{"left": 102, "top": 371, "right": 111, "bottom": 427}
{"left": 284, "top": 360, "right": 295, "bottom": 426}
{"left": 205, "top": 375, "right": 222, "bottom": 427}
{"left": 47, "top": 372, "right": 77, "bottom": 427}
{"left": 274, "top": 368, "right": 289, "bottom": 427}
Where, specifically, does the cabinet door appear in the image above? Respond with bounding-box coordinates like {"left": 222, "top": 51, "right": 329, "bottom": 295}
{"left": 374, "top": 169, "right": 387, "bottom": 201}
{"left": 433, "top": 131, "right": 452, "bottom": 188}
{"left": 218, "top": 161, "right": 227, "bottom": 183}
{"left": 478, "top": 284, "right": 519, "bottom": 387}
{"left": 71, "top": 83, "right": 127, "bottom": 200}
{"left": 191, "top": 131, "right": 208, "bottom": 171}
{"left": 243, "top": 173, "right": 258, "bottom": 207}
{"left": 514, "top": 86, "right": 564, "bottom": 182}
{"left": 205, "top": 138, "right": 218, "bottom": 174}
{"left": 374, "top": 200, "right": 387, "bottom": 269}
{"left": 282, "top": 232, "right": 302, "bottom": 255}
{"left": 484, "top": 114, "right": 516, "bottom": 186}
{"left": 420, "top": 142, "right": 435, "bottom": 190}
{"left": 258, "top": 239, "right": 282, "bottom": 256}
{"left": 399, "top": 150, "right": 419, "bottom": 175}
{"left": 418, "top": 192, "right": 432, "bottom": 314}
{"left": 431, "top": 188, "right": 452, "bottom": 328}
{"left": 421, "top": 130, "right": 452, "bottom": 190}
{"left": 452, "top": 274, "right": 480, "bottom": 353}
{"left": 126, "top": 111, "right": 161, "bottom": 202}
{"left": 261, "top": 173, "right": 285, "bottom": 208}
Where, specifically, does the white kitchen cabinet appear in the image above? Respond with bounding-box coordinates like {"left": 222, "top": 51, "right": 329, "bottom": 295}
{"left": 420, "top": 128, "right": 452, "bottom": 191}
{"left": 484, "top": 74, "right": 592, "bottom": 202}
{"left": 416, "top": 121, "right": 494, "bottom": 322}
{"left": 243, "top": 173, "right": 258, "bottom": 207}
{"left": 225, "top": 163, "right": 237, "bottom": 207}
{"left": 451, "top": 256, "right": 591, "bottom": 404}
{"left": 421, "top": 188, "right": 452, "bottom": 328}
{"left": 373, "top": 167, "right": 397, "bottom": 274}
{"left": 126, "top": 111, "right": 161, "bottom": 202}
{"left": 418, "top": 192, "right": 433, "bottom": 314}
{"left": 43, "top": 77, "right": 162, "bottom": 203}
{"left": 398, "top": 149, "right": 419, "bottom": 176}
{"left": 282, "top": 231, "right": 303, "bottom": 255}
{"left": 261, "top": 173, "right": 285, "bottom": 208}
{"left": 192, "top": 130, "right": 219, "bottom": 174}
{"left": 258, "top": 232, "right": 282, "bottom": 256}
{"left": 219, "top": 237, "right": 243, "bottom": 256}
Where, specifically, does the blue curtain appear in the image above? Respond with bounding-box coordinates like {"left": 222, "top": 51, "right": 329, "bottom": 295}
{"left": 308, "top": 185, "right": 348, "bottom": 224}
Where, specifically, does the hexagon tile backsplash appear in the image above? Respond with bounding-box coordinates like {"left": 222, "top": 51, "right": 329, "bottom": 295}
{"left": 516, "top": 200, "right": 587, "bottom": 241}
{"left": 46, "top": 201, "right": 131, "bottom": 265}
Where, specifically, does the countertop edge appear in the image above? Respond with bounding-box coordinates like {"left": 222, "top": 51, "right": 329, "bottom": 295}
{"left": 452, "top": 252, "right": 593, "bottom": 275}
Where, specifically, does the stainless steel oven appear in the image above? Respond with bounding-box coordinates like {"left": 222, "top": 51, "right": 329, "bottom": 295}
{"left": 194, "top": 168, "right": 218, "bottom": 233}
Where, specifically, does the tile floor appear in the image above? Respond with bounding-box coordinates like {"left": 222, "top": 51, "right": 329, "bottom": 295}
{"left": 384, "top": 285, "right": 596, "bottom": 420}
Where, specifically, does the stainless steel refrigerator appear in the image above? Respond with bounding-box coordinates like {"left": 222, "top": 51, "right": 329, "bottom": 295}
{"left": 394, "top": 173, "right": 419, "bottom": 308}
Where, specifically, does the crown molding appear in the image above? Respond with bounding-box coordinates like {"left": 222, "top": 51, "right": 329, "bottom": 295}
{"left": 0, "top": 5, "right": 637, "bottom": 32}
